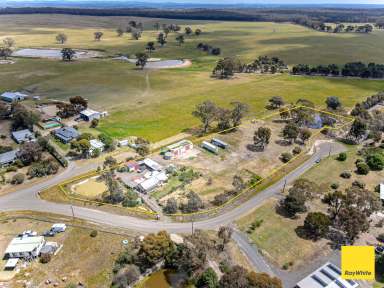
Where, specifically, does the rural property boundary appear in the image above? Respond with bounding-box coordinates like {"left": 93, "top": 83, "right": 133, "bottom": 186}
{"left": 47, "top": 106, "right": 354, "bottom": 221}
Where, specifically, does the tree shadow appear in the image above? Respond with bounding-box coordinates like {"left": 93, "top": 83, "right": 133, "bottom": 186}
{"left": 246, "top": 144, "right": 265, "bottom": 152}
{"left": 275, "top": 139, "right": 292, "bottom": 146}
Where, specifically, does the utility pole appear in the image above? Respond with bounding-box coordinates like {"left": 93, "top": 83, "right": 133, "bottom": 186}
{"left": 70, "top": 204, "right": 75, "bottom": 221}
{"left": 328, "top": 144, "right": 332, "bottom": 157}
{"left": 191, "top": 216, "right": 194, "bottom": 236}
{"left": 282, "top": 178, "right": 287, "bottom": 193}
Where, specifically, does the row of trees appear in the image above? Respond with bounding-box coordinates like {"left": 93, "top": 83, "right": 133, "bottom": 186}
{"left": 212, "top": 56, "right": 287, "bottom": 79}
{"left": 292, "top": 62, "right": 384, "bottom": 79}
{"left": 292, "top": 17, "right": 374, "bottom": 33}
{"left": 192, "top": 101, "right": 248, "bottom": 134}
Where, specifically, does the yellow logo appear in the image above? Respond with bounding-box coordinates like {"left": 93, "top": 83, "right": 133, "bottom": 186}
{"left": 341, "top": 246, "right": 375, "bottom": 280}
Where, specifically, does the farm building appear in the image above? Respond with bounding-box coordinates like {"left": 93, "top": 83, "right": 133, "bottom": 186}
{"left": 0, "top": 149, "right": 18, "bottom": 167}
{"left": 4, "top": 236, "right": 46, "bottom": 259}
{"left": 141, "top": 158, "right": 163, "bottom": 172}
{"left": 1, "top": 91, "right": 28, "bottom": 103}
{"left": 89, "top": 139, "right": 105, "bottom": 154}
{"left": 211, "top": 138, "right": 229, "bottom": 149}
{"left": 12, "top": 129, "right": 35, "bottom": 144}
{"left": 53, "top": 127, "right": 79, "bottom": 143}
{"left": 80, "top": 109, "right": 101, "bottom": 121}
{"left": 202, "top": 141, "right": 219, "bottom": 154}
{"left": 166, "top": 140, "right": 193, "bottom": 159}
{"left": 295, "top": 262, "right": 358, "bottom": 288}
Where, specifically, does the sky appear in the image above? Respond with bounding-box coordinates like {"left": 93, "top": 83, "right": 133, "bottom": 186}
{"left": 4, "top": 0, "right": 384, "bottom": 4}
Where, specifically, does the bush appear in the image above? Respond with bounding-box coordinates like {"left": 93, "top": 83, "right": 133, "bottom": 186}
{"left": 40, "top": 253, "right": 52, "bottom": 263}
{"left": 337, "top": 152, "right": 347, "bottom": 161}
{"left": 90, "top": 230, "right": 98, "bottom": 238}
{"left": 340, "top": 171, "right": 352, "bottom": 179}
{"left": 356, "top": 162, "right": 370, "bottom": 175}
{"left": 330, "top": 183, "right": 339, "bottom": 190}
{"left": 280, "top": 152, "right": 293, "bottom": 163}
{"left": 366, "top": 153, "right": 384, "bottom": 170}
{"left": 292, "top": 146, "right": 302, "bottom": 155}
{"left": 11, "top": 173, "right": 25, "bottom": 185}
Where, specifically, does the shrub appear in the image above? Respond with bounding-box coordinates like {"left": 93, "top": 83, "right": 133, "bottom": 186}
{"left": 90, "top": 230, "right": 98, "bottom": 237}
{"left": 280, "top": 152, "right": 293, "bottom": 163}
{"left": 11, "top": 173, "right": 25, "bottom": 185}
{"left": 292, "top": 146, "right": 302, "bottom": 155}
{"left": 330, "top": 183, "right": 339, "bottom": 190}
{"left": 40, "top": 253, "right": 52, "bottom": 263}
{"left": 337, "top": 152, "right": 347, "bottom": 161}
{"left": 366, "top": 153, "right": 384, "bottom": 170}
{"left": 340, "top": 171, "right": 352, "bottom": 179}
{"left": 356, "top": 162, "right": 370, "bottom": 175}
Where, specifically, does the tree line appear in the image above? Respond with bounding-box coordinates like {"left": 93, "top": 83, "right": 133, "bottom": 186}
{"left": 212, "top": 56, "right": 287, "bottom": 79}
{"left": 292, "top": 62, "right": 384, "bottom": 79}
{"left": 2, "top": 7, "right": 384, "bottom": 25}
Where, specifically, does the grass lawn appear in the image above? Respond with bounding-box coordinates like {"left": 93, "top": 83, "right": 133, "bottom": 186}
{"left": 236, "top": 199, "right": 330, "bottom": 269}
{"left": 1, "top": 15, "right": 384, "bottom": 141}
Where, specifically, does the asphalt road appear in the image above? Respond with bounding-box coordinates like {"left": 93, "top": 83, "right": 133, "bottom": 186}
{"left": 0, "top": 141, "right": 344, "bottom": 233}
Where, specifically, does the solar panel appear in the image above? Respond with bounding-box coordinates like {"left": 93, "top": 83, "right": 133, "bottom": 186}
{"left": 327, "top": 263, "right": 342, "bottom": 275}
{"left": 320, "top": 269, "right": 336, "bottom": 281}
{"left": 335, "top": 280, "right": 347, "bottom": 288}
{"left": 311, "top": 275, "right": 327, "bottom": 287}
{"left": 346, "top": 279, "right": 357, "bottom": 286}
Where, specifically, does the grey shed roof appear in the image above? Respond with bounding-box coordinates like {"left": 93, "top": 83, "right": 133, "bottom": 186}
{"left": 12, "top": 129, "right": 35, "bottom": 143}
{"left": 53, "top": 127, "right": 79, "bottom": 142}
{"left": 0, "top": 150, "right": 18, "bottom": 165}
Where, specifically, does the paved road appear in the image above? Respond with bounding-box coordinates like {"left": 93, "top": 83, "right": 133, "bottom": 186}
{"left": 0, "top": 141, "right": 345, "bottom": 287}
{"left": 0, "top": 141, "right": 344, "bottom": 233}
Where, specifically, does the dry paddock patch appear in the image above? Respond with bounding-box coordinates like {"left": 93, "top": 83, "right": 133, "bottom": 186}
{"left": 236, "top": 198, "right": 331, "bottom": 269}
{"left": 0, "top": 218, "right": 130, "bottom": 288}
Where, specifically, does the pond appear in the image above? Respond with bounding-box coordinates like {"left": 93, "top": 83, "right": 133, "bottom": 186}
{"left": 144, "top": 60, "right": 186, "bottom": 69}
{"left": 141, "top": 269, "right": 186, "bottom": 288}
{"left": 12, "top": 48, "right": 99, "bottom": 59}
{"left": 141, "top": 270, "right": 171, "bottom": 288}
{"left": 114, "top": 57, "right": 190, "bottom": 69}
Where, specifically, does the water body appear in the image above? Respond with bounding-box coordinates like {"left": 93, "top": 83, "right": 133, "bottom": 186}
{"left": 13, "top": 48, "right": 99, "bottom": 59}
{"left": 144, "top": 60, "right": 185, "bottom": 69}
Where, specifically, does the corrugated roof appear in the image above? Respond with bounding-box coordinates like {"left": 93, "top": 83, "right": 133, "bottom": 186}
{"left": 80, "top": 109, "right": 100, "bottom": 117}
{"left": 0, "top": 150, "right": 18, "bottom": 165}
{"left": 12, "top": 129, "right": 35, "bottom": 143}
{"left": 5, "top": 236, "right": 45, "bottom": 254}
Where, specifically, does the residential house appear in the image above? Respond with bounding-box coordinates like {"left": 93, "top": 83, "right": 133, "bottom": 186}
{"left": 89, "top": 139, "right": 105, "bottom": 155}
{"left": 4, "top": 236, "right": 46, "bottom": 259}
{"left": 0, "top": 149, "right": 18, "bottom": 167}
{"left": 53, "top": 127, "right": 79, "bottom": 143}
{"left": 12, "top": 129, "right": 35, "bottom": 144}
{"left": 1, "top": 92, "right": 28, "bottom": 103}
